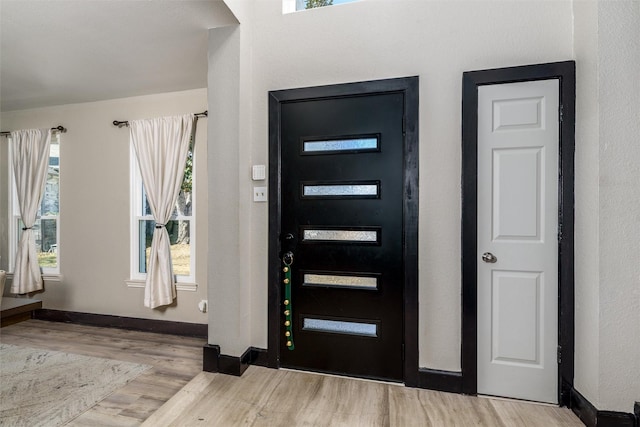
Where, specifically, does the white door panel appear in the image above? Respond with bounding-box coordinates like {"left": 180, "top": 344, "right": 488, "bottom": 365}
{"left": 492, "top": 147, "right": 543, "bottom": 241}
{"left": 477, "top": 80, "right": 559, "bottom": 403}
{"left": 491, "top": 270, "right": 543, "bottom": 366}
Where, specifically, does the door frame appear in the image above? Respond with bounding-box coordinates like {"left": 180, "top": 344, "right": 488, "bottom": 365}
{"left": 267, "top": 76, "right": 420, "bottom": 384}
{"left": 461, "top": 61, "right": 575, "bottom": 404}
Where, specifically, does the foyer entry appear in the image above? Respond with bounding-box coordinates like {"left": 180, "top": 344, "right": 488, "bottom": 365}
{"left": 267, "top": 77, "right": 419, "bottom": 382}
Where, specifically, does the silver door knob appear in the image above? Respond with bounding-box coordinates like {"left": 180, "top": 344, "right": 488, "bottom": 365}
{"left": 482, "top": 252, "right": 497, "bottom": 263}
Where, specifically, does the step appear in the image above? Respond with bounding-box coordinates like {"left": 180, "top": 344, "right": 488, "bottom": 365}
{"left": 1, "top": 297, "right": 43, "bottom": 327}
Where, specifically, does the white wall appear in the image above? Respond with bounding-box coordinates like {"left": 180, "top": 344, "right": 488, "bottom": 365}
{"left": 595, "top": 0, "right": 640, "bottom": 412}
{"left": 207, "top": 24, "right": 254, "bottom": 355}
{"left": 0, "top": 89, "right": 209, "bottom": 324}
{"left": 573, "top": 0, "right": 640, "bottom": 413}
{"left": 210, "top": 0, "right": 574, "bottom": 370}
{"left": 572, "top": 0, "right": 601, "bottom": 409}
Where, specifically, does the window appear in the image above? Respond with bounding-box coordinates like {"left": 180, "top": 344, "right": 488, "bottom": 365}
{"left": 283, "top": 0, "right": 359, "bottom": 13}
{"left": 130, "top": 142, "right": 195, "bottom": 283}
{"left": 8, "top": 134, "right": 61, "bottom": 275}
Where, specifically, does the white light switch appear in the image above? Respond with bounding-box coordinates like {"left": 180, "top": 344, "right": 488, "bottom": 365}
{"left": 253, "top": 186, "right": 267, "bottom": 202}
{"left": 252, "top": 165, "right": 266, "bottom": 181}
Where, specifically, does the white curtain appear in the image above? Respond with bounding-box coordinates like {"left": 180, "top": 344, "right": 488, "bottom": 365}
{"left": 10, "top": 129, "right": 52, "bottom": 294}
{"left": 130, "top": 114, "right": 195, "bottom": 308}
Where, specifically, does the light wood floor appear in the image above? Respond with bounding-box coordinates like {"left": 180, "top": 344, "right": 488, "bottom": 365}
{"left": 144, "top": 367, "right": 584, "bottom": 427}
{"left": 0, "top": 319, "right": 205, "bottom": 426}
{"left": 1, "top": 320, "right": 585, "bottom": 426}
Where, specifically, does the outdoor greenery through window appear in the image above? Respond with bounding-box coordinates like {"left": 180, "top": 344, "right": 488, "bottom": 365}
{"left": 9, "top": 134, "right": 60, "bottom": 274}
{"left": 283, "top": 0, "right": 359, "bottom": 13}
{"left": 304, "top": 0, "right": 333, "bottom": 9}
{"left": 131, "top": 141, "right": 194, "bottom": 282}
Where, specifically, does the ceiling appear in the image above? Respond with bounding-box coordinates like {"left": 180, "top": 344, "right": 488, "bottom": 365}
{"left": 0, "top": 0, "right": 238, "bottom": 112}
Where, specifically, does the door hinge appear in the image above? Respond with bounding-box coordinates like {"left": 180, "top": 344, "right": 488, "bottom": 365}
{"left": 558, "top": 227, "right": 563, "bottom": 242}
{"left": 559, "top": 104, "right": 564, "bottom": 122}
{"left": 402, "top": 116, "right": 406, "bottom": 135}
{"left": 402, "top": 343, "right": 405, "bottom": 361}
{"left": 557, "top": 345, "right": 562, "bottom": 364}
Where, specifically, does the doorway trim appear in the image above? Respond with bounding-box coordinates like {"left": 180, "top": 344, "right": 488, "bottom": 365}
{"left": 461, "top": 61, "right": 575, "bottom": 404}
{"left": 267, "top": 77, "right": 420, "bottom": 384}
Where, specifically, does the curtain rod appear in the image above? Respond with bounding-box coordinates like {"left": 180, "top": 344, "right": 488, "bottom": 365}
{"left": 112, "top": 111, "right": 208, "bottom": 128}
{"left": 1, "top": 126, "right": 67, "bottom": 137}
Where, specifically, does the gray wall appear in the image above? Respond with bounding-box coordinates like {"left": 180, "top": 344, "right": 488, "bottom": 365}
{"left": 1, "top": 89, "right": 210, "bottom": 324}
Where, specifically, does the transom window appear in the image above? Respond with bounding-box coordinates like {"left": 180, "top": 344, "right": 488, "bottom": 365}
{"left": 130, "top": 142, "right": 195, "bottom": 283}
{"left": 283, "top": 0, "right": 360, "bottom": 14}
{"left": 8, "top": 134, "right": 61, "bottom": 275}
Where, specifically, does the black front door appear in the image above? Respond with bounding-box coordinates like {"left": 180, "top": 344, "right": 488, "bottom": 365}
{"left": 269, "top": 78, "right": 418, "bottom": 382}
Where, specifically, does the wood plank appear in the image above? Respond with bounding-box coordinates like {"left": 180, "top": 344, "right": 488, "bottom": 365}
{"left": 148, "top": 366, "right": 583, "bottom": 427}
{"left": 260, "top": 369, "right": 390, "bottom": 421}
{"left": 389, "top": 386, "right": 505, "bottom": 427}
{"left": 488, "top": 397, "right": 585, "bottom": 427}
{"left": 140, "top": 372, "right": 217, "bottom": 426}
{"left": 1, "top": 319, "right": 585, "bottom": 426}
{"left": 164, "top": 366, "right": 284, "bottom": 426}
{"left": 66, "top": 410, "right": 142, "bottom": 427}
{"left": 1, "top": 319, "right": 204, "bottom": 426}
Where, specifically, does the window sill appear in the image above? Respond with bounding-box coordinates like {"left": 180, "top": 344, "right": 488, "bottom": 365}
{"left": 125, "top": 280, "right": 198, "bottom": 292}
{"left": 5, "top": 273, "right": 63, "bottom": 282}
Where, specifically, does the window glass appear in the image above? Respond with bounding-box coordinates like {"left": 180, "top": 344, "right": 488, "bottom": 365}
{"left": 303, "top": 273, "right": 377, "bottom": 290}
{"left": 9, "top": 134, "right": 60, "bottom": 274}
{"left": 302, "top": 184, "right": 378, "bottom": 197}
{"left": 284, "top": 0, "right": 359, "bottom": 13}
{"left": 303, "top": 137, "right": 378, "bottom": 153}
{"left": 303, "top": 318, "right": 377, "bottom": 337}
{"left": 131, "top": 143, "right": 194, "bottom": 282}
{"left": 137, "top": 219, "right": 191, "bottom": 277}
{"left": 302, "top": 229, "right": 378, "bottom": 243}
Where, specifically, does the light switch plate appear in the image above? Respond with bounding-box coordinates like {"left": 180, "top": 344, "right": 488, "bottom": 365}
{"left": 253, "top": 186, "right": 267, "bottom": 202}
{"left": 252, "top": 165, "right": 266, "bottom": 181}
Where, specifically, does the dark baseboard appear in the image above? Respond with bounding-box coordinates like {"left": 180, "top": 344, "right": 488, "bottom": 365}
{"left": 597, "top": 411, "right": 637, "bottom": 427}
{"left": 561, "top": 379, "right": 573, "bottom": 407}
{"left": 570, "top": 388, "right": 599, "bottom": 427}
{"left": 203, "top": 344, "right": 220, "bottom": 373}
{"left": 569, "top": 387, "right": 636, "bottom": 427}
{"left": 203, "top": 345, "right": 268, "bottom": 376}
{"left": 248, "top": 347, "right": 269, "bottom": 367}
{"left": 416, "top": 368, "right": 463, "bottom": 394}
{"left": 34, "top": 309, "right": 207, "bottom": 338}
{"left": 202, "top": 350, "right": 463, "bottom": 392}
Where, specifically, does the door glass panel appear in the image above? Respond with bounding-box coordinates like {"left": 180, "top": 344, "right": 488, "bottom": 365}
{"left": 303, "top": 137, "right": 378, "bottom": 153}
{"left": 303, "top": 273, "right": 377, "bottom": 290}
{"left": 302, "top": 229, "right": 378, "bottom": 243}
{"left": 303, "top": 184, "right": 378, "bottom": 197}
{"left": 303, "top": 318, "right": 377, "bottom": 337}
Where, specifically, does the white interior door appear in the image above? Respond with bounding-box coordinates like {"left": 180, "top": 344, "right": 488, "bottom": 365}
{"left": 477, "top": 79, "right": 559, "bottom": 403}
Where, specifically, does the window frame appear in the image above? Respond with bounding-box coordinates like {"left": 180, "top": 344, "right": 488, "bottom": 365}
{"left": 7, "top": 133, "right": 61, "bottom": 276}
{"left": 129, "top": 143, "right": 196, "bottom": 284}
